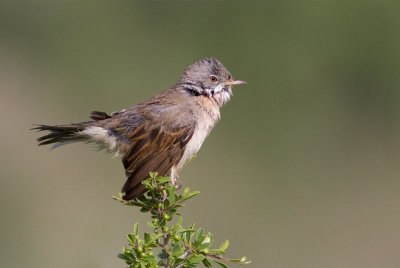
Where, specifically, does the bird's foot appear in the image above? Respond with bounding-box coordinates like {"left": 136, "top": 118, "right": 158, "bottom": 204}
{"left": 168, "top": 177, "right": 181, "bottom": 190}
{"left": 162, "top": 189, "right": 168, "bottom": 201}
{"left": 174, "top": 181, "right": 182, "bottom": 190}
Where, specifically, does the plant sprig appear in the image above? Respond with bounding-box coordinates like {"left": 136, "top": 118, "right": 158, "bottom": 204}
{"left": 113, "top": 172, "right": 251, "bottom": 268}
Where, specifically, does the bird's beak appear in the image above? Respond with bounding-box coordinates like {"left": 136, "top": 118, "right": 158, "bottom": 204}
{"left": 213, "top": 79, "right": 247, "bottom": 95}
{"left": 222, "top": 79, "right": 247, "bottom": 86}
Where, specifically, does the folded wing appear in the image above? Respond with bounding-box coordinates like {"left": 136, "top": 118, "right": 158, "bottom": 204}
{"left": 121, "top": 114, "right": 195, "bottom": 200}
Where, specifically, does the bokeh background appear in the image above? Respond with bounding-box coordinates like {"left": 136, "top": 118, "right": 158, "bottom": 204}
{"left": 1, "top": 1, "right": 400, "bottom": 268}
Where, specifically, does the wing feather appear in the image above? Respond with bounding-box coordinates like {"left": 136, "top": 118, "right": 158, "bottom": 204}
{"left": 121, "top": 120, "right": 195, "bottom": 200}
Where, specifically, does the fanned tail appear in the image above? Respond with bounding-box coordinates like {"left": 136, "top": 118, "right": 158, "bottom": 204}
{"left": 33, "top": 111, "right": 113, "bottom": 149}
{"left": 33, "top": 124, "right": 87, "bottom": 149}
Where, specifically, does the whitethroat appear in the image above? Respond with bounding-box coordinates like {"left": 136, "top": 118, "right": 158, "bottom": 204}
{"left": 34, "top": 57, "right": 246, "bottom": 200}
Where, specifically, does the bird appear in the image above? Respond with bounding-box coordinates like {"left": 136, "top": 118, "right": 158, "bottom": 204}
{"left": 33, "top": 57, "right": 246, "bottom": 200}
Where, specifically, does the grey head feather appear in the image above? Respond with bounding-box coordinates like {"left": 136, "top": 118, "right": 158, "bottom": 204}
{"left": 176, "top": 57, "right": 232, "bottom": 97}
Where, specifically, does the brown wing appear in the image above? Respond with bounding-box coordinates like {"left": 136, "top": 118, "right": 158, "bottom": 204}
{"left": 90, "top": 111, "right": 112, "bottom": 121}
{"left": 121, "top": 121, "right": 195, "bottom": 200}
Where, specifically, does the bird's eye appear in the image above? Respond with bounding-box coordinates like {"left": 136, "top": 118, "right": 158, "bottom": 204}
{"left": 209, "top": 75, "right": 218, "bottom": 82}
{"left": 228, "top": 74, "right": 232, "bottom": 80}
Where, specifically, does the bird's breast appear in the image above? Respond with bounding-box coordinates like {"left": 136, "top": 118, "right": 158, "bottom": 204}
{"left": 176, "top": 96, "right": 221, "bottom": 170}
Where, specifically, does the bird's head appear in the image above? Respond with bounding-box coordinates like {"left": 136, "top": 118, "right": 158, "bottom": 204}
{"left": 177, "top": 57, "right": 246, "bottom": 106}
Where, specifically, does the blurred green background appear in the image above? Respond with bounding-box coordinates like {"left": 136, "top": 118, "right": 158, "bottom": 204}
{"left": 1, "top": 1, "right": 400, "bottom": 268}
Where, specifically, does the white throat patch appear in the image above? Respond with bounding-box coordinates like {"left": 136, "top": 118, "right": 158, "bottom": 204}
{"left": 206, "top": 83, "right": 232, "bottom": 106}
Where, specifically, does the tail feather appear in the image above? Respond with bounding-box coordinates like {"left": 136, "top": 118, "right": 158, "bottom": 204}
{"left": 33, "top": 124, "right": 87, "bottom": 147}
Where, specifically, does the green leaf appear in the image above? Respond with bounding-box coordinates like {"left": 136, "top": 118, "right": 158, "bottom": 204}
{"left": 168, "top": 256, "right": 174, "bottom": 265}
{"left": 140, "top": 207, "right": 150, "bottom": 213}
{"left": 189, "top": 254, "right": 205, "bottom": 264}
{"left": 195, "top": 228, "right": 204, "bottom": 242}
{"left": 183, "top": 229, "right": 191, "bottom": 242}
{"left": 151, "top": 233, "right": 164, "bottom": 241}
{"left": 167, "top": 187, "right": 176, "bottom": 204}
{"left": 137, "top": 195, "right": 148, "bottom": 202}
{"left": 171, "top": 244, "right": 184, "bottom": 256}
{"left": 193, "top": 237, "right": 205, "bottom": 249}
{"left": 185, "top": 223, "right": 196, "bottom": 242}
{"left": 209, "top": 249, "right": 225, "bottom": 254}
{"left": 133, "top": 223, "right": 139, "bottom": 236}
{"left": 202, "top": 258, "right": 212, "bottom": 267}
{"left": 157, "top": 177, "right": 171, "bottom": 184}
{"left": 163, "top": 199, "right": 170, "bottom": 209}
{"left": 157, "top": 251, "right": 167, "bottom": 260}
{"left": 229, "top": 256, "right": 251, "bottom": 264}
{"left": 147, "top": 221, "right": 157, "bottom": 228}
{"left": 142, "top": 255, "right": 157, "bottom": 262}
{"left": 127, "top": 233, "right": 136, "bottom": 245}
{"left": 174, "top": 223, "right": 184, "bottom": 234}
{"left": 197, "top": 236, "right": 211, "bottom": 251}
{"left": 177, "top": 228, "right": 195, "bottom": 234}
{"left": 208, "top": 232, "right": 214, "bottom": 245}
{"left": 144, "top": 232, "right": 150, "bottom": 244}
{"left": 117, "top": 253, "right": 133, "bottom": 262}
{"left": 183, "top": 187, "right": 190, "bottom": 197}
{"left": 177, "top": 216, "right": 183, "bottom": 226}
{"left": 183, "top": 191, "right": 200, "bottom": 201}
{"left": 142, "top": 179, "right": 152, "bottom": 188}
{"left": 214, "top": 260, "right": 229, "bottom": 268}
{"left": 146, "top": 233, "right": 163, "bottom": 246}
{"left": 220, "top": 240, "right": 229, "bottom": 251}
